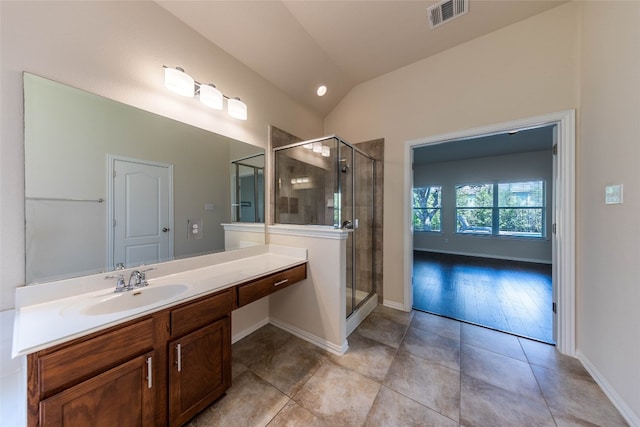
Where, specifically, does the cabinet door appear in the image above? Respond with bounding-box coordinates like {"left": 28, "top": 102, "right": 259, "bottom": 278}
{"left": 168, "top": 317, "right": 231, "bottom": 427}
{"left": 40, "top": 351, "right": 155, "bottom": 427}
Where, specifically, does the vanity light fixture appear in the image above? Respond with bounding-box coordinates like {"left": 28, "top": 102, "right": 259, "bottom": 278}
{"left": 163, "top": 66, "right": 247, "bottom": 120}
{"left": 312, "top": 141, "right": 323, "bottom": 153}
{"left": 198, "top": 84, "right": 223, "bottom": 110}
{"left": 321, "top": 146, "right": 330, "bottom": 157}
{"left": 227, "top": 97, "right": 248, "bottom": 121}
{"left": 164, "top": 67, "right": 195, "bottom": 97}
{"left": 303, "top": 143, "right": 313, "bottom": 150}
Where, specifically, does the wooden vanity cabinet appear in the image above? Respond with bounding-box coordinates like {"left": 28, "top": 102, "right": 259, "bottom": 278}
{"left": 237, "top": 263, "right": 307, "bottom": 307}
{"left": 39, "top": 351, "right": 155, "bottom": 427}
{"left": 167, "top": 289, "right": 232, "bottom": 427}
{"left": 28, "top": 317, "right": 157, "bottom": 427}
{"left": 27, "top": 263, "right": 306, "bottom": 427}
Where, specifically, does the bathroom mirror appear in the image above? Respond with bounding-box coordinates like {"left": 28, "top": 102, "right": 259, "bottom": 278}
{"left": 24, "top": 73, "right": 265, "bottom": 284}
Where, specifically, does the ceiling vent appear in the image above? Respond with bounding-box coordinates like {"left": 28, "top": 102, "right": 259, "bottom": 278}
{"left": 427, "top": 0, "right": 469, "bottom": 29}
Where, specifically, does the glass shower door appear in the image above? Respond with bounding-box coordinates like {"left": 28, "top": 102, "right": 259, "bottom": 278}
{"left": 340, "top": 142, "right": 375, "bottom": 318}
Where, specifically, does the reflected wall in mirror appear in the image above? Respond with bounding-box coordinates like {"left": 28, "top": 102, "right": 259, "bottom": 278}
{"left": 24, "top": 73, "right": 265, "bottom": 284}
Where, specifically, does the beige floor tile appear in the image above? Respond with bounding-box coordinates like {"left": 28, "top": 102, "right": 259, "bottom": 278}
{"left": 532, "top": 365, "right": 629, "bottom": 426}
{"left": 461, "top": 344, "right": 543, "bottom": 401}
{"left": 231, "top": 361, "right": 248, "bottom": 380}
{"left": 186, "top": 370, "right": 289, "bottom": 427}
{"left": 401, "top": 326, "right": 460, "bottom": 371}
{"left": 384, "top": 350, "right": 460, "bottom": 421}
{"left": 293, "top": 361, "right": 380, "bottom": 426}
{"left": 411, "top": 311, "right": 461, "bottom": 341}
{"left": 267, "top": 400, "right": 326, "bottom": 427}
{"left": 232, "top": 324, "right": 293, "bottom": 367}
{"left": 519, "top": 338, "right": 594, "bottom": 382}
{"left": 250, "top": 336, "right": 327, "bottom": 397}
{"left": 461, "top": 323, "right": 527, "bottom": 361}
{"left": 356, "top": 310, "right": 410, "bottom": 348}
{"left": 372, "top": 304, "right": 415, "bottom": 326}
{"left": 553, "top": 414, "right": 607, "bottom": 426}
{"left": 330, "top": 331, "right": 397, "bottom": 382}
{"left": 460, "top": 374, "right": 555, "bottom": 427}
{"left": 365, "top": 386, "right": 459, "bottom": 427}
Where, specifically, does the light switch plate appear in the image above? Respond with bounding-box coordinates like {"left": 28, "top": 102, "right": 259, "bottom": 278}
{"left": 605, "top": 184, "right": 623, "bottom": 204}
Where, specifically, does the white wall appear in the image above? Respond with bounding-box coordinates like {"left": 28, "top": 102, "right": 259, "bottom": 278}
{"left": 414, "top": 150, "right": 553, "bottom": 263}
{"left": 326, "top": 1, "right": 638, "bottom": 422}
{"left": 0, "top": 1, "right": 324, "bottom": 310}
{"left": 576, "top": 1, "right": 640, "bottom": 424}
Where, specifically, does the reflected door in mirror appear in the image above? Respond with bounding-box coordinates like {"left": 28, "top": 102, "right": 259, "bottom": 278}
{"left": 111, "top": 157, "right": 174, "bottom": 268}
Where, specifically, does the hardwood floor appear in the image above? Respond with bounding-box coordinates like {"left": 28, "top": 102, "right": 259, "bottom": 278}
{"left": 412, "top": 251, "right": 554, "bottom": 344}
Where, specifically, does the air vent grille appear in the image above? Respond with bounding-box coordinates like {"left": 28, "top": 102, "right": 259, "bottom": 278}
{"left": 427, "top": 0, "right": 469, "bottom": 29}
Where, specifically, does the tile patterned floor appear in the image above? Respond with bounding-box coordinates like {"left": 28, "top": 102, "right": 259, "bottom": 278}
{"left": 186, "top": 306, "right": 628, "bottom": 427}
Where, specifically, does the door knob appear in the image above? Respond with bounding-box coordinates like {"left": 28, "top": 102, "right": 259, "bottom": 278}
{"left": 162, "top": 227, "right": 170, "bottom": 232}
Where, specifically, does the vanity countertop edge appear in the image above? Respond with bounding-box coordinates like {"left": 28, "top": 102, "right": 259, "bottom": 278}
{"left": 12, "top": 244, "right": 307, "bottom": 358}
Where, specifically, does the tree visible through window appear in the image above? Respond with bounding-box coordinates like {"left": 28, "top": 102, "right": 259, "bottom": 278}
{"left": 456, "top": 181, "right": 545, "bottom": 237}
{"left": 413, "top": 186, "right": 441, "bottom": 232}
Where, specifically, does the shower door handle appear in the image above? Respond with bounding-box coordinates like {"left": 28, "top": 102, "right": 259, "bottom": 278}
{"left": 354, "top": 219, "right": 359, "bottom": 229}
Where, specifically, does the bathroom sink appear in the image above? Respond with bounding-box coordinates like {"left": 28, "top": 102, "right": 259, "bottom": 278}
{"left": 64, "top": 284, "right": 190, "bottom": 317}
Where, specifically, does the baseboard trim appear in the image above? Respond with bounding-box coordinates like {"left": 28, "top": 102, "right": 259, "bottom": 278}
{"left": 231, "top": 317, "right": 269, "bottom": 344}
{"left": 413, "top": 248, "right": 552, "bottom": 265}
{"left": 269, "top": 317, "right": 348, "bottom": 356}
{"left": 576, "top": 350, "right": 639, "bottom": 427}
{"left": 346, "top": 295, "right": 378, "bottom": 336}
{"left": 383, "top": 299, "right": 409, "bottom": 312}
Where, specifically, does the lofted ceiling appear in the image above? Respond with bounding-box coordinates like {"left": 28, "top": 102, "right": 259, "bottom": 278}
{"left": 157, "top": 0, "right": 567, "bottom": 116}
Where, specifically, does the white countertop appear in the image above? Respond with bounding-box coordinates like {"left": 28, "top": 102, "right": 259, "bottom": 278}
{"left": 12, "top": 244, "right": 306, "bottom": 358}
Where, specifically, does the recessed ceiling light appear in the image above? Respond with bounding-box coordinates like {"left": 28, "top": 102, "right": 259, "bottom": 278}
{"left": 316, "top": 85, "right": 327, "bottom": 97}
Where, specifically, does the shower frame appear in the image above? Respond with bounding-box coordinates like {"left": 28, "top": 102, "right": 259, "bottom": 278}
{"left": 231, "top": 154, "right": 264, "bottom": 223}
{"left": 272, "top": 135, "right": 377, "bottom": 318}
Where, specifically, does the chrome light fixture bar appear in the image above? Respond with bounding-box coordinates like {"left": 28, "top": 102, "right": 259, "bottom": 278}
{"left": 163, "top": 66, "right": 247, "bottom": 120}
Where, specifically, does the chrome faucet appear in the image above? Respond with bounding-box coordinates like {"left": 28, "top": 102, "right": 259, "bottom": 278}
{"left": 105, "top": 273, "right": 127, "bottom": 293}
{"left": 129, "top": 270, "right": 143, "bottom": 288}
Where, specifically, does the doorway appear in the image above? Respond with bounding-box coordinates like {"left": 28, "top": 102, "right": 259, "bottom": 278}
{"left": 108, "top": 155, "right": 174, "bottom": 269}
{"left": 403, "top": 110, "right": 576, "bottom": 355}
{"left": 411, "top": 125, "right": 555, "bottom": 343}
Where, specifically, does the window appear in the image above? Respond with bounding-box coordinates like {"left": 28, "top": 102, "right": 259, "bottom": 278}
{"left": 455, "top": 184, "right": 493, "bottom": 234}
{"left": 498, "top": 181, "right": 544, "bottom": 237}
{"left": 456, "top": 181, "right": 545, "bottom": 238}
{"left": 413, "top": 186, "right": 441, "bottom": 232}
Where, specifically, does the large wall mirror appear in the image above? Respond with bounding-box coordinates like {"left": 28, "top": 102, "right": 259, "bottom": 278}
{"left": 24, "top": 73, "right": 265, "bottom": 284}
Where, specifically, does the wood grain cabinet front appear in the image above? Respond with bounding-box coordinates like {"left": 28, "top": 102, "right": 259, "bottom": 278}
{"left": 167, "top": 317, "right": 231, "bottom": 427}
{"left": 39, "top": 351, "right": 155, "bottom": 427}
{"left": 237, "top": 263, "right": 307, "bottom": 307}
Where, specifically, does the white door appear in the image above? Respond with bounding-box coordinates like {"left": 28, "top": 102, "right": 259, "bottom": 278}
{"left": 110, "top": 157, "right": 173, "bottom": 269}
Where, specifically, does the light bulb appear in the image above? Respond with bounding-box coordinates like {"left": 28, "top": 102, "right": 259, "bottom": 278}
{"left": 321, "top": 145, "right": 330, "bottom": 157}
{"left": 316, "top": 85, "right": 327, "bottom": 96}
{"left": 164, "top": 67, "right": 194, "bottom": 97}
{"left": 303, "top": 143, "right": 313, "bottom": 150}
{"left": 199, "top": 84, "right": 223, "bottom": 109}
{"left": 313, "top": 142, "right": 323, "bottom": 153}
{"left": 227, "top": 97, "right": 247, "bottom": 120}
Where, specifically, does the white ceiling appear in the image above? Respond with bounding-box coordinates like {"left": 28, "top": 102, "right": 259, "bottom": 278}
{"left": 157, "top": 0, "right": 567, "bottom": 116}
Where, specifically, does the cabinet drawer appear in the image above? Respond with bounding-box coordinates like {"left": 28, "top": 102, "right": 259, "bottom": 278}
{"left": 237, "top": 263, "right": 307, "bottom": 307}
{"left": 37, "top": 317, "right": 154, "bottom": 397}
{"left": 171, "top": 288, "right": 233, "bottom": 337}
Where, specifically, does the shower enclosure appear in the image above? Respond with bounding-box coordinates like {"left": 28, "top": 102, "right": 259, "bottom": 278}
{"left": 231, "top": 154, "right": 264, "bottom": 223}
{"left": 273, "top": 136, "right": 376, "bottom": 318}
